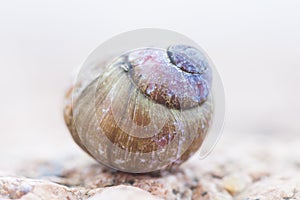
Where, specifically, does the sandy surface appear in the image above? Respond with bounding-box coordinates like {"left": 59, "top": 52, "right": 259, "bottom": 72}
{"left": 1, "top": 130, "right": 300, "bottom": 199}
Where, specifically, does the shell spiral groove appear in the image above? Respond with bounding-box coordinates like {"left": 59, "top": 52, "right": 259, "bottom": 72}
{"left": 64, "top": 44, "right": 213, "bottom": 173}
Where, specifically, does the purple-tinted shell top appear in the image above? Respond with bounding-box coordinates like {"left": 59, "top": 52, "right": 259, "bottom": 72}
{"left": 125, "top": 45, "right": 212, "bottom": 110}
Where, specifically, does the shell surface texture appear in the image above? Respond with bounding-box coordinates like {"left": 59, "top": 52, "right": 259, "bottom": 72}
{"left": 64, "top": 44, "right": 213, "bottom": 173}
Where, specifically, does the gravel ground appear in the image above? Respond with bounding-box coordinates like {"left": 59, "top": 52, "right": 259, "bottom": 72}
{"left": 1, "top": 130, "right": 299, "bottom": 200}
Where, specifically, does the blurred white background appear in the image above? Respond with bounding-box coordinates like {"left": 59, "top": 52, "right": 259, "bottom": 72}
{"left": 0, "top": 0, "right": 299, "bottom": 166}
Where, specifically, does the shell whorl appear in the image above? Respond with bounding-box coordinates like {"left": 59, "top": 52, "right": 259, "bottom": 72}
{"left": 65, "top": 44, "right": 213, "bottom": 173}
{"left": 127, "top": 45, "right": 212, "bottom": 110}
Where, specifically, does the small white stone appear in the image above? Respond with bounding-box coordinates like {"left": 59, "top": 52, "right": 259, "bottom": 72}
{"left": 89, "top": 185, "right": 160, "bottom": 200}
{"left": 223, "top": 173, "right": 252, "bottom": 195}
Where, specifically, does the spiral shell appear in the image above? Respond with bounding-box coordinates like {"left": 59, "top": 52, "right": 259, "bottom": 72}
{"left": 64, "top": 44, "right": 213, "bottom": 173}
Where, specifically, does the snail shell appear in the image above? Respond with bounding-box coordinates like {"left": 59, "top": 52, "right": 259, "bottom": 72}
{"left": 64, "top": 44, "right": 213, "bottom": 173}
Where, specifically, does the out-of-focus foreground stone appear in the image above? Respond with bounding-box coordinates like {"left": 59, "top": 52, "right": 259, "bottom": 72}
{"left": 1, "top": 132, "right": 300, "bottom": 200}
